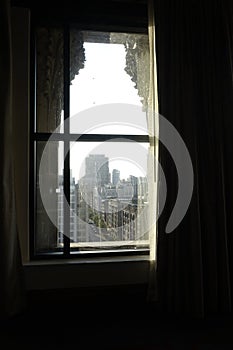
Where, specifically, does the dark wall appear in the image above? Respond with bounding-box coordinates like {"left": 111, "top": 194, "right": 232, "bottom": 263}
{"left": 11, "top": 0, "right": 148, "bottom": 32}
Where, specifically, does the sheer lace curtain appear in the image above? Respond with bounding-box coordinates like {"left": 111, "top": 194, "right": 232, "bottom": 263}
{"left": 0, "top": 0, "right": 25, "bottom": 320}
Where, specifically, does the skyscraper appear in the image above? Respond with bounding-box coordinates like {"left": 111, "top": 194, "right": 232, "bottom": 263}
{"left": 85, "top": 154, "right": 110, "bottom": 186}
{"left": 112, "top": 169, "right": 120, "bottom": 186}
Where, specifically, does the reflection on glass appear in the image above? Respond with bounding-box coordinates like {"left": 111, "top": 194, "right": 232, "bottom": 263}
{"left": 70, "top": 30, "right": 149, "bottom": 135}
{"left": 35, "top": 141, "right": 64, "bottom": 253}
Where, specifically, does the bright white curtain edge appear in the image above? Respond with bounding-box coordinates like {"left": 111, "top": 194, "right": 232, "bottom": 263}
{"left": 147, "top": 0, "right": 159, "bottom": 301}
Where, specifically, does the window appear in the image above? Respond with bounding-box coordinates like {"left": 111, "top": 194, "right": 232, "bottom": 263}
{"left": 31, "top": 16, "right": 153, "bottom": 259}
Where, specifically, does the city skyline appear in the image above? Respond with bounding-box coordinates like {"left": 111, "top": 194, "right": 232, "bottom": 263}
{"left": 70, "top": 151, "right": 147, "bottom": 185}
{"left": 58, "top": 144, "right": 148, "bottom": 184}
{"left": 57, "top": 152, "right": 149, "bottom": 245}
{"left": 69, "top": 142, "right": 148, "bottom": 183}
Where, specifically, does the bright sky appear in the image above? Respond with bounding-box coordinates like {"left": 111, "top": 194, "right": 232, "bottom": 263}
{"left": 64, "top": 41, "right": 148, "bottom": 182}
{"left": 70, "top": 42, "right": 142, "bottom": 116}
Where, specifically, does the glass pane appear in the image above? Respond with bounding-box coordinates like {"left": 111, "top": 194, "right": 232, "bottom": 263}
{"left": 69, "top": 141, "right": 150, "bottom": 251}
{"left": 36, "top": 27, "right": 64, "bottom": 133}
{"left": 70, "top": 30, "right": 149, "bottom": 135}
{"left": 35, "top": 141, "right": 64, "bottom": 253}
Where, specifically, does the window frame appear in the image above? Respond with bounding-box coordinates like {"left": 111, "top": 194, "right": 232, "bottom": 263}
{"left": 30, "top": 17, "right": 151, "bottom": 260}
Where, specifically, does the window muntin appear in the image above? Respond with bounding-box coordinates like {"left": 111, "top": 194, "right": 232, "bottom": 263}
{"left": 33, "top": 27, "right": 150, "bottom": 258}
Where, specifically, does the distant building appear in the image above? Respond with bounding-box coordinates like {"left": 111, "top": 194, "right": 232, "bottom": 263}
{"left": 129, "top": 175, "right": 138, "bottom": 202}
{"left": 112, "top": 169, "right": 120, "bottom": 186}
{"left": 102, "top": 184, "right": 118, "bottom": 199}
{"left": 57, "top": 172, "right": 77, "bottom": 245}
{"left": 85, "top": 154, "right": 110, "bottom": 186}
{"left": 116, "top": 180, "right": 134, "bottom": 201}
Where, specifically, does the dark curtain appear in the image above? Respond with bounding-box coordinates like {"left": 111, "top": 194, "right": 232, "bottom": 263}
{"left": 0, "top": 0, "right": 25, "bottom": 320}
{"left": 154, "top": 0, "right": 233, "bottom": 317}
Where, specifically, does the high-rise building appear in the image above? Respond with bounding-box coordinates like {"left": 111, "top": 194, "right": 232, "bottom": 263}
{"left": 85, "top": 154, "right": 110, "bottom": 186}
{"left": 112, "top": 168, "right": 120, "bottom": 186}
{"left": 129, "top": 175, "right": 138, "bottom": 202}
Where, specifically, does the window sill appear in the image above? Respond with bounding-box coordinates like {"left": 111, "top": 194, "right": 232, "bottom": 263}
{"left": 24, "top": 253, "right": 149, "bottom": 265}
{"left": 23, "top": 254, "right": 150, "bottom": 291}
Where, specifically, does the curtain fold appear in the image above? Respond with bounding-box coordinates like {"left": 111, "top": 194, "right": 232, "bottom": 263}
{"left": 153, "top": 0, "right": 233, "bottom": 317}
{"left": 0, "top": 0, "right": 25, "bottom": 320}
